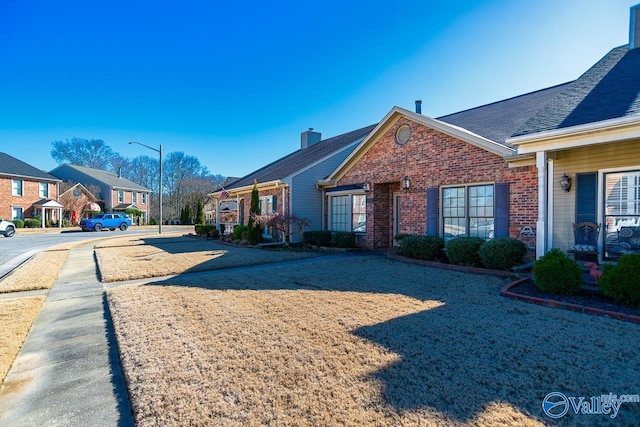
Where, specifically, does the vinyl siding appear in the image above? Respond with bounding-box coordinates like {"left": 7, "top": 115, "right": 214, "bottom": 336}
{"left": 290, "top": 144, "right": 358, "bottom": 243}
{"left": 552, "top": 139, "right": 640, "bottom": 252}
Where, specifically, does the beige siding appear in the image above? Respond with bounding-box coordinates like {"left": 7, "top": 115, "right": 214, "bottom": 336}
{"left": 552, "top": 139, "right": 640, "bottom": 251}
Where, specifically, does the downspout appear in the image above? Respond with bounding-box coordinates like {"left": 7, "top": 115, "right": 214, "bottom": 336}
{"left": 215, "top": 197, "right": 220, "bottom": 232}
{"left": 536, "top": 151, "right": 548, "bottom": 259}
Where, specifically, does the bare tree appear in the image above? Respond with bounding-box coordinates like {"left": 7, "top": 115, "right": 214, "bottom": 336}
{"left": 51, "top": 138, "right": 115, "bottom": 169}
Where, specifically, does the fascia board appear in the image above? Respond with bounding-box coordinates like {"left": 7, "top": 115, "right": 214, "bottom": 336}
{"left": 508, "top": 115, "right": 640, "bottom": 153}
{"left": 211, "top": 180, "right": 284, "bottom": 198}
{"left": 326, "top": 106, "right": 514, "bottom": 182}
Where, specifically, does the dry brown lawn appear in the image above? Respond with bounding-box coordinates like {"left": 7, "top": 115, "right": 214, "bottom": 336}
{"left": 95, "top": 234, "right": 321, "bottom": 282}
{"left": 0, "top": 249, "right": 69, "bottom": 293}
{"left": 107, "top": 255, "right": 640, "bottom": 426}
{"left": 0, "top": 296, "right": 45, "bottom": 384}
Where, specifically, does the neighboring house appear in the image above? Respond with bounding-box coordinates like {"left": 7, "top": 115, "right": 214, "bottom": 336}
{"left": 0, "top": 152, "right": 63, "bottom": 227}
{"left": 50, "top": 164, "right": 151, "bottom": 224}
{"left": 211, "top": 126, "right": 376, "bottom": 242}
{"left": 58, "top": 183, "right": 100, "bottom": 225}
{"left": 205, "top": 177, "right": 240, "bottom": 227}
{"left": 508, "top": 4, "right": 640, "bottom": 262}
{"left": 318, "top": 4, "right": 640, "bottom": 259}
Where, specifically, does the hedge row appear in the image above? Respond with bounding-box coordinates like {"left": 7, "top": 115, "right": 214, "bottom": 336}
{"left": 303, "top": 230, "right": 356, "bottom": 248}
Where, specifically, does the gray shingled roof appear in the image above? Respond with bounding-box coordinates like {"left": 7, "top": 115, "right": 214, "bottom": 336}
{"left": 0, "top": 152, "right": 60, "bottom": 181}
{"left": 50, "top": 164, "right": 150, "bottom": 192}
{"left": 437, "top": 83, "right": 572, "bottom": 148}
{"left": 514, "top": 45, "right": 640, "bottom": 137}
{"left": 227, "top": 125, "right": 377, "bottom": 189}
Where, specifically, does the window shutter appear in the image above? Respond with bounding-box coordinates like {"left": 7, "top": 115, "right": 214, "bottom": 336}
{"left": 575, "top": 173, "right": 597, "bottom": 224}
{"left": 427, "top": 187, "right": 438, "bottom": 236}
{"left": 494, "top": 182, "right": 510, "bottom": 238}
{"left": 272, "top": 195, "right": 277, "bottom": 213}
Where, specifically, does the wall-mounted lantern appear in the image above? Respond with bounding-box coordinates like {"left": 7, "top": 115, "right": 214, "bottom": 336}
{"left": 362, "top": 182, "right": 371, "bottom": 193}
{"left": 560, "top": 173, "right": 572, "bottom": 192}
{"left": 403, "top": 176, "right": 411, "bottom": 191}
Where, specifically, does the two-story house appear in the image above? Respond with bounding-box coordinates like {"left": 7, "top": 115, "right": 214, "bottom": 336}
{"left": 50, "top": 164, "right": 152, "bottom": 224}
{"left": 0, "top": 152, "right": 63, "bottom": 227}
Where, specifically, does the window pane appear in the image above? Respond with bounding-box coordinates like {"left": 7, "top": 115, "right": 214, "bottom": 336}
{"left": 330, "top": 195, "right": 350, "bottom": 232}
{"left": 604, "top": 170, "right": 640, "bottom": 259}
{"left": 12, "top": 180, "right": 23, "bottom": 196}
{"left": 352, "top": 195, "right": 366, "bottom": 232}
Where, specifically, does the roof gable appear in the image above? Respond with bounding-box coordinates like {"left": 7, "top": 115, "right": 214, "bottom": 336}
{"left": 0, "top": 153, "right": 60, "bottom": 181}
{"left": 227, "top": 125, "right": 376, "bottom": 190}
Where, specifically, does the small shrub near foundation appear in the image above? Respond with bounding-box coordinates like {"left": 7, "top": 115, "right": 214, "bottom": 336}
{"left": 532, "top": 248, "right": 583, "bottom": 295}
{"left": 24, "top": 219, "right": 40, "bottom": 228}
{"left": 12, "top": 219, "right": 24, "bottom": 228}
{"left": 599, "top": 254, "right": 640, "bottom": 307}
{"left": 480, "top": 237, "right": 528, "bottom": 270}
{"left": 232, "top": 225, "right": 249, "bottom": 241}
{"left": 331, "top": 232, "right": 356, "bottom": 248}
{"left": 400, "top": 236, "right": 446, "bottom": 261}
{"left": 445, "top": 237, "right": 484, "bottom": 267}
{"left": 194, "top": 225, "right": 218, "bottom": 238}
{"left": 303, "top": 230, "right": 332, "bottom": 247}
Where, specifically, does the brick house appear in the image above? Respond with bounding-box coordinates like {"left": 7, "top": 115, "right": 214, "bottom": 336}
{"left": 316, "top": 91, "right": 564, "bottom": 250}
{"left": 0, "top": 152, "right": 62, "bottom": 227}
{"left": 58, "top": 183, "right": 101, "bottom": 225}
{"left": 211, "top": 126, "right": 375, "bottom": 242}
{"left": 50, "top": 164, "right": 151, "bottom": 224}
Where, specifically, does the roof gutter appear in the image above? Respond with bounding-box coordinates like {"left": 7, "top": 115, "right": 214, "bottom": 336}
{"left": 211, "top": 179, "right": 285, "bottom": 198}
{"left": 508, "top": 114, "right": 640, "bottom": 153}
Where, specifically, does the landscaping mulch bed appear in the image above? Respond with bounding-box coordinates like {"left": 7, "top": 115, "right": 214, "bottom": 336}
{"left": 507, "top": 278, "right": 640, "bottom": 318}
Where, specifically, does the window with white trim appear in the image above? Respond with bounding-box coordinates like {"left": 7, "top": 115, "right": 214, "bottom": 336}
{"left": 12, "top": 179, "right": 23, "bottom": 196}
{"left": 12, "top": 207, "right": 23, "bottom": 220}
{"left": 604, "top": 170, "right": 640, "bottom": 258}
{"left": 39, "top": 182, "right": 48, "bottom": 198}
{"left": 329, "top": 194, "right": 366, "bottom": 233}
{"left": 442, "top": 184, "right": 494, "bottom": 240}
{"left": 142, "top": 193, "right": 147, "bottom": 204}
{"left": 118, "top": 190, "right": 124, "bottom": 203}
{"left": 132, "top": 192, "right": 138, "bottom": 203}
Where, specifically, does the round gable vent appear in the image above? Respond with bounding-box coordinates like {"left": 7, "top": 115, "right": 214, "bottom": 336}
{"left": 395, "top": 124, "right": 411, "bottom": 145}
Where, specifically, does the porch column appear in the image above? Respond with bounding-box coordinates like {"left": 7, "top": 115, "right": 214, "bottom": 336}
{"left": 215, "top": 198, "right": 221, "bottom": 232}
{"left": 536, "top": 151, "right": 548, "bottom": 259}
{"left": 58, "top": 208, "right": 62, "bottom": 228}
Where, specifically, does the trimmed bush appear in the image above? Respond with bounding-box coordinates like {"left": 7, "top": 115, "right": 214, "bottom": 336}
{"left": 303, "top": 230, "right": 332, "bottom": 246}
{"left": 532, "top": 248, "right": 583, "bottom": 295}
{"left": 599, "top": 254, "right": 640, "bottom": 307}
{"left": 332, "top": 232, "right": 356, "bottom": 248}
{"left": 24, "top": 219, "right": 41, "bottom": 228}
{"left": 445, "top": 237, "right": 484, "bottom": 267}
{"left": 194, "top": 225, "right": 218, "bottom": 238}
{"left": 233, "top": 225, "right": 249, "bottom": 241}
{"left": 400, "top": 235, "right": 446, "bottom": 261}
{"left": 208, "top": 228, "right": 220, "bottom": 239}
{"left": 479, "top": 237, "right": 528, "bottom": 270}
{"left": 12, "top": 219, "right": 24, "bottom": 228}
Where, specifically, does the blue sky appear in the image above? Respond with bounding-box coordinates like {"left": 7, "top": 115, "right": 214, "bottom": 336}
{"left": 0, "top": 1, "right": 637, "bottom": 178}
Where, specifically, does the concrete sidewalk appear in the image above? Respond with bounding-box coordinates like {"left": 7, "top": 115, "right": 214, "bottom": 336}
{"left": 0, "top": 244, "right": 134, "bottom": 426}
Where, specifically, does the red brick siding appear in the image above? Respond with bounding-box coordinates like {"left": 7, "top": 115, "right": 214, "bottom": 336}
{"left": 0, "top": 177, "right": 59, "bottom": 219}
{"left": 336, "top": 119, "right": 538, "bottom": 249}
{"left": 239, "top": 187, "right": 289, "bottom": 226}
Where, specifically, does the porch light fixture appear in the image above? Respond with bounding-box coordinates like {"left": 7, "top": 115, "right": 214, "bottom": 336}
{"left": 362, "top": 182, "right": 371, "bottom": 193}
{"left": 560, "top": 173, "right": 572, "bottom": 193}
{"left": 403, "top": 176, "right": 411, "bottom": 191}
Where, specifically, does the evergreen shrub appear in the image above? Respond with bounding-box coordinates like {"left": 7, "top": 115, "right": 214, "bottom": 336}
{"left": 479, "top": 237, "right": 528, "bottom": 270}
{"left": 599, "top": 254, "right": 640, "bottom": 307}
{"left": 303, "top": 230, "right": 332, "bottom": 246}
{"left": 24, "top": 219, "right": 40, "bottom": 228}
{"left": 332, "top": 232, "right": 356, "bottom": 248}
{"left": 12, "top": 219, "right": 24, "bottom": 228}
{"left": 400, "top": 235, "right": 446, "bottom": 261}
{"left": 233, "top": 225, "right": 249, "bottom": 241}
{"left": 445, "top": 237, "right": 484, "bottom": 267}
{"left": 532, "top": 248, "right": 583, "bottom": 294}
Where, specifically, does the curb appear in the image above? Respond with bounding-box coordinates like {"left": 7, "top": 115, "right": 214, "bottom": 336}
{"left": 500, "top": 278, "right": 640, "bottom": 324}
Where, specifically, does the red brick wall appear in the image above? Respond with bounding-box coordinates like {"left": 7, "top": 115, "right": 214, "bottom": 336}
{"left": 335, "top": 118, "right": 538, "bottom": 249}
{"left": 0, "top": 177, "right": 59, "bottom": 219}
{"left": 238, "top": 187, "right": 289, "bottom": 226}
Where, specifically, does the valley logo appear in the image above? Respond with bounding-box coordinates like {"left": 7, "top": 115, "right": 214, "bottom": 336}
{"left": 542, "top": 391, "right": 639, "bottom": 420}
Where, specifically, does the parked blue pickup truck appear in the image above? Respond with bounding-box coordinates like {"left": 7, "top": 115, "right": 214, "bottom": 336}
{"left": 79, "top": 213, "right": 131, "bottom": 232}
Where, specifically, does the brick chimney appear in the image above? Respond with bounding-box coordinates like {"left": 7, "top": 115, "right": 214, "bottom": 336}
{"left": 301, "top": 128, "right": 322, "bottom": 149}
{"left": 631, "top": 4, "right": 640, "bottom": 50}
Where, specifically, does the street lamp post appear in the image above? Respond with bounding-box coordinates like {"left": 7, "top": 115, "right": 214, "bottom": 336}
{"left": 129, "top": 141, "right": 163, "bottom": 234}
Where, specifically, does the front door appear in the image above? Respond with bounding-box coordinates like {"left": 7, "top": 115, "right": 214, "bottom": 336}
{"left": 393, "top": 192, "right": 401, "bottom": 246}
